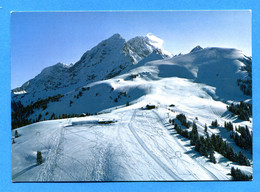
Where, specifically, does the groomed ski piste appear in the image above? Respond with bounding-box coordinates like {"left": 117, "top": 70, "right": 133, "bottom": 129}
{"left": 11, "top": 34, "right": 252, "bottom": 182}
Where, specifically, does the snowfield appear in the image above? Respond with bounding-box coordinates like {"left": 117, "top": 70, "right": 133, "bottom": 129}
{"left": 11, "top": 34, "right": 252, "bottom": 181}
{"left": 12, "top": 108, "right": 232, "bottom": 181}
{"left": 12, "top": 77, "right": 252, "bottom": 181}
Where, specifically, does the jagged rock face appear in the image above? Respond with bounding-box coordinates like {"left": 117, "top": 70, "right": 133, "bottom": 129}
{"left": 126, "top": 34, "right": 171, "bottom": 63}
{"left": 126, "top": 36, "right": 158, "bottom": 63}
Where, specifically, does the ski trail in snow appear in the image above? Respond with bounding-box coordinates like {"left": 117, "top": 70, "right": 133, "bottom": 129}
{"left": 128, "top": 110, "right": 183, "bottom": 180}
{"left": 208, "top": 98, "right": 223, "bottom": 119}
{"left": 141, "top": 111, "right": 199, "bottom": 179}
{"left": 152, "top": 110, "right": 222, "bottom": 180}
{"left": 117, "top": 112, "right": 150, "bottom": 179}
{"left": 36, "top": 124, "right": 65, "bottom": 181}
{"left": 90, "top": 142, "right": 121, "bottom": 181}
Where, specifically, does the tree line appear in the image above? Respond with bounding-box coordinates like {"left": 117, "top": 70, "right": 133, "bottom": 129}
{"left": 224, "top": 121, "right": 252, "bottom": 153}
{"left": 231, "top": 167, "right": 252, "bottom": 181}
{"left": 227, "top": 101, "right": 252, "bottom": 121}
{"left": 12, "top": 94, "right": 63, "bottom": 129}
{"left": 170, "top": 114, "right": 251, "bottom": 166}
{"left": 230, "top": 125, "right": 252, "bottom": 153}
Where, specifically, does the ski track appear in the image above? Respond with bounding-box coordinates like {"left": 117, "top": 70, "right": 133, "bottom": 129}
{"left": 141, "top": 111, "right": 199, "bottom": 179}
{"left": 36, "top": 124, "right": 65, "bottom": 181}
{"left": 152, "top": 110, "right": 221, "bottom": 180}
{"left": 117, "top": 112, "right": 150, "bottom": 179}
{"left": 128, "top": 109, "right": 183, "bottom": 180}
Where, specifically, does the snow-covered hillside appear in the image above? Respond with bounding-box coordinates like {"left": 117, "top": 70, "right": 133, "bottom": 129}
{"left": 12, "top": 33, "right": 252, "bottom": 181}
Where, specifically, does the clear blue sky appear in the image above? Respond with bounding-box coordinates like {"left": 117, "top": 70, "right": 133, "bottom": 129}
{"left": 11, "top": 11, "right": 251, "bottom": 89}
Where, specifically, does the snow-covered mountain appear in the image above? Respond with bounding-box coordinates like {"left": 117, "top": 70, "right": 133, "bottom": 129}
{"left": 11, "top": 37, "right": 252, "bottom": 126}
{"left": 12, "top": 33, "right": 170, "bottom": 106}
{"left": 11, "top": 33, "right": 252, "bottom": 182}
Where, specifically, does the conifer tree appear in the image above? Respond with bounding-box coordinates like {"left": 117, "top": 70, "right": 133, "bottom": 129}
{"left": 36, "top": 151, "right": 43, "bottom": 165}
{"left": 15, "top": 130, "right": 19, "bottom": 138}
{"left": 210, "top": 153, "right": 216, "bottom": 164}
{"left": 231, "top": 167, "right": 252, "bottom": 180}
{"left": 204, "top": 124, "right": 208, "bottom": 132}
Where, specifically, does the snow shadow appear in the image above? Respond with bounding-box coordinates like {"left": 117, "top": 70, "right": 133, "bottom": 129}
{"left": 71, "top": 120, "right": 98, "bottom": 126}
{"left": 12, "top": 164, "right": 37, "bottom": 181}
{"left": 158, "top": 65, "right": 195, "bottom": 79}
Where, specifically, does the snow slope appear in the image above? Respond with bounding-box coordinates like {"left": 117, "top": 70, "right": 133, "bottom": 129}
{"left": 11, "top": 34, "right": 252, "bottom": 181}
{"left": 12, "top": 46, "right": 251, "bottom": 123}
{"left": 12, "top": 75, "right": 252, "bottom": 181}
{"left": 140, "top": 47, "right": 250, "bottom": 101}
{"left": 13, "top": 107, "right": 243, "bottom": 182}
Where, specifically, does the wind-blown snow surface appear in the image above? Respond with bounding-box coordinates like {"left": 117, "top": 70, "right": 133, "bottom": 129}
{"left": 12, "top": 34, "right": 252, "bottom": 181}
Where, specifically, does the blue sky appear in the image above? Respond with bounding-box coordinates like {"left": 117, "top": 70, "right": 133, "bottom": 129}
{"left": 11, "top": 11, "right": 251, "bottom": 89}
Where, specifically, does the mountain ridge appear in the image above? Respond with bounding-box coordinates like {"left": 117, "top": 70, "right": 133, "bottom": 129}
{"left": 12, "top": 33, "right": 169, "bottom": 94}
{"left": 11, "top": 34, "right": 252, "bottom": 127}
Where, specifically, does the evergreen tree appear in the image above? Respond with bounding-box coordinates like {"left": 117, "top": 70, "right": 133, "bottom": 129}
{"left": 211, "top": 120, "right": 219, "bottom": 127}
{"left": 195, "top": 139, "right": 201, "bottom": 152}
{"left": 231, "top": 167, "right": 252, "bottom": 181}
{"left": 200, "top": 143, "right": 208, "bottom": 157}
{"left": 228, "top": 147, "right": 235, "bottom": 162}
{"left": 176, "top": 113, "right": 190, "bottom": 128}
{"left": 38, "top": 114, "right": 42, "bottom": 121}
{"left": 15, "top": 130, "right": 19, "bottom": 138}
{"left": 36, "top": 151, "right": 43, "bottom": 165}
{"left": 204, "top": 124, "right": 208, "bottom": 132}
{"left": 190, "top": 122, "right": 198, "bottom": 145}
{"left": 224, "top": 121, "right": 234, "bottom": 131}
{"left": 227, "top": 102, "right": 252, "bottom": 121}
{"left": 210, "top": 153, "right": 216, "bottom": 164}
{"left": 231, "top": 126, "right": 252, "bottom": 152}
{"left": 238, "top": 151, "right": 250, "bottom": 166}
